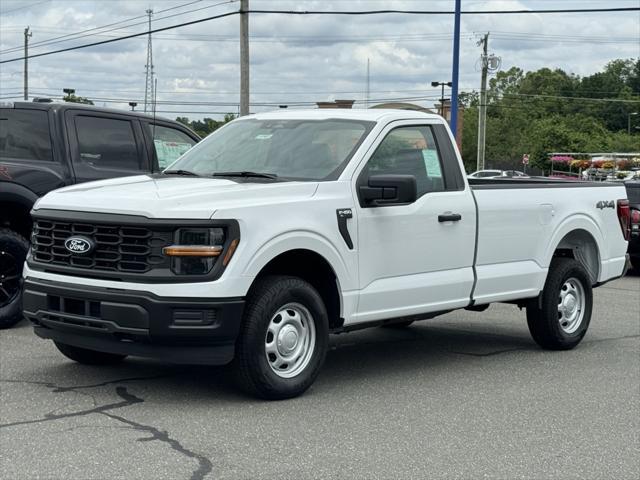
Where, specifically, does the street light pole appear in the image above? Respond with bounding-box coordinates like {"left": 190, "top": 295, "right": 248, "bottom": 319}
{"left": 431, "top": 81, "right": 452, "bottom": 117}
{"left": 628, "top": 112, "right": 638, "bottom": 135}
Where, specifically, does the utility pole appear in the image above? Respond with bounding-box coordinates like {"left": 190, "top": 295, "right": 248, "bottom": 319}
{"left": 23, "top": 27, "right": 32, "bottom": 100}
{"left": 239, "top": 0, "right": 250, "bottom": 116}
{"left": 476, "top": 32, "right": 489, "bottom": 172}
{"left": 365, "top": 58, "right": 370, "bottom": 108}
{"left": 450, "top": 0, "right": 461, "bottom": 138}
{"left": 143, "top": 9, "right": 154, "bottom": 113}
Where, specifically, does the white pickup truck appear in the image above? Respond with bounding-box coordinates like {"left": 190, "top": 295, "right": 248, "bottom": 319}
{"left": 23, "top": 110, "right": 631, "bottom": 399}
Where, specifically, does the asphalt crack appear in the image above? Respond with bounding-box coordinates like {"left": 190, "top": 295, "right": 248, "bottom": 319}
{"left": 0, "top": 380, "right": 214, "bottom": 480}
{"left": 102, "top": 396, "right": 213, "bottom": 480}
{"left": 0, "top": 385, "right": 143, "bottom": 429}
{"left": 0, "top": 373, "right": 175, "bottom": 392}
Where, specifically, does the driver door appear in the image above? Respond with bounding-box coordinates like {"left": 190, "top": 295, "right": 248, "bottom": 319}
{"left": 353, "top": 122, "right": 476, "bottom": 324}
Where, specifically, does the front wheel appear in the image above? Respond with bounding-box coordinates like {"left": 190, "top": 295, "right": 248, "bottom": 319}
{"left": 233, "top": 275, "right": 329, "bottom": 400}
{"left": 526, "top": 258, "right": 593, "bottom": 350}
{"left": 0, "top": 229, "right": 30, "bottom": 329}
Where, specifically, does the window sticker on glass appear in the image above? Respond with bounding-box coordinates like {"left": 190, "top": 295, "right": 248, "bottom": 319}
{"left": 255, "top": 134, "right": 273, "bottom": 140}
{"left": 154, "top": 139, "right": 192, "bottom": 168}
{"left": 422, "top": 149, "right": 442, "bottom": 178}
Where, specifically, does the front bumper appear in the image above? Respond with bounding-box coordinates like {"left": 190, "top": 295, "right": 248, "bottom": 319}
{"left": 23, "top": 278, "right": 244, "bottom": 365}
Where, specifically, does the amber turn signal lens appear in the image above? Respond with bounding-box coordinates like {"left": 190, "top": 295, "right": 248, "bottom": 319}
{"left": 222, "top": 238, "right": 239, "bottom": 266}
{"left": 163, "top": 245, "right": 223, "bottom": 257}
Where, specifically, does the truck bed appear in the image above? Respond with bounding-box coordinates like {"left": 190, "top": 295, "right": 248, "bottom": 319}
{"left": 468, "top": 178, "right": 627, "bottom": 305}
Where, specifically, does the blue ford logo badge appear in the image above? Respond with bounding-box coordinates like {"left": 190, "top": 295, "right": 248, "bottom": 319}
{"left": 64, "top": 236, "right": 95, "bottom": 255}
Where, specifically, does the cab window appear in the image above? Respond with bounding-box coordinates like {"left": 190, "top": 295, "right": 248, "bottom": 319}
{"left": 74, "top": 116, "right": 141, "bottom": 170}
{"left": 363, "top": 125, "right": 445, "bottom": 197}
{"left": 150, "top": 125, "right": 197, "bottom": 169}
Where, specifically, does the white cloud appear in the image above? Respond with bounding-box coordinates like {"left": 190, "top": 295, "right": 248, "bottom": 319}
{"left": 0, "top": 0, "right": 638, "bottom": 118}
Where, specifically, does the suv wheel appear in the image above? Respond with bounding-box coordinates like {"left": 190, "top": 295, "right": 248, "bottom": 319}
{"left": 234, "top": 275, "right": 329, "bottom": 400}
{"left": 526, "top": 258, "right": 593, "bottom": 350}
{"left": 54, "top": 342, "right": 127, "bottom": 365}
{"left": 0, "top": 229, "right": 29, "bottom": 329}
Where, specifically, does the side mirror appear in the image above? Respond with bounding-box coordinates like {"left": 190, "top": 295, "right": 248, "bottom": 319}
{"left": 359, "top": 174, "right": 417, "bottom": 207}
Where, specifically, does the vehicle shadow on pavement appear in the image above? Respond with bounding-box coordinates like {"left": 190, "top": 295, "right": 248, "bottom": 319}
{"left": 13, "top": 322, "right": 537, "bottom": 402}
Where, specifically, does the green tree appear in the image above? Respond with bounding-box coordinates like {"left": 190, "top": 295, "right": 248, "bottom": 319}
{"left": 62, "top": 93, "right": 93, "bottom": 105}
{"left": 176, "top": 114, "right": 236, "bottom": 137}
{"left": 460, "top": 58, "right": 639, "bottom": 174}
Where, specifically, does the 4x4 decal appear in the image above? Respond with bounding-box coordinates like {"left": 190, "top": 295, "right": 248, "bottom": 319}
{"left": 596, "top": 200, "right": 615, "bottom": 209}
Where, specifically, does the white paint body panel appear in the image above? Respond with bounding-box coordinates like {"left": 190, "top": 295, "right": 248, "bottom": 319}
{"left": 27, "top": 109, "right": 629, "bottom": 327}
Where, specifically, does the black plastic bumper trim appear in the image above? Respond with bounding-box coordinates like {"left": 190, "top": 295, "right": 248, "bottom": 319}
{"left": 24, "top": 278, "right": 244, "bottom": 365}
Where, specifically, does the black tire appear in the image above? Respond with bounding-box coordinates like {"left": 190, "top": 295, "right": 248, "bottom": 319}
{"left": 0, "top": 229, "right": 29, "bottom": 329}
{"left": 526, "top": 257, "right": 593, "bottom": 350}
{"left": 631, "top": 258, "right": 640, "bottom": 273}
{"left": 382, "top": 320, "right": 414, "bottom": 329}
{"left": 233, "top": 275, "right": 329, "bottom": 400}
{"left": 54, "top": 342, "right": 127, "bottom": 365}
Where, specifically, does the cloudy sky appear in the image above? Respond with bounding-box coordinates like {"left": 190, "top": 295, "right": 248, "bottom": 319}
{"left": 1, "top": 0, "right": 639, "bottom": 119}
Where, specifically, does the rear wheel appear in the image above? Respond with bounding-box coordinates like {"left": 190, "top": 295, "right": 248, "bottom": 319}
{"left": 0, "top": 229, "right": 29, "bottom": 329}
{"left": 526, "top": 258, "right": 593, "bottom": 350}
{"left": 54, "top": 342, "right": 127, "bottom": 365}
{"left": 233, "top": 275, "right": 329, "bottom": 400}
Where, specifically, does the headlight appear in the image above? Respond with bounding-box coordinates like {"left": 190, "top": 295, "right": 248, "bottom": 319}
{"left": 164, "top": 227, "right": 225, "bottom": 275}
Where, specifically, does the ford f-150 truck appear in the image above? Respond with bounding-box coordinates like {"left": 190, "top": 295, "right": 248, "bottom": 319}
{"left": 22, "top": 110, "right": 631, "bottom": 399}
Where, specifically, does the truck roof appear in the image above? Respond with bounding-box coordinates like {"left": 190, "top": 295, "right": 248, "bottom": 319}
{"left": 247, "top": 108, "right": 443, "bottom": 123}
{"left": 3, "top": 100, "right": 177, "bottom": 123}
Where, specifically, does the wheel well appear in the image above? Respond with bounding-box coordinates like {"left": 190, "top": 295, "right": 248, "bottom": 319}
{"left": 553, "top": 229, "right": 600, "bottom": 284}
{"left": 254, "top": 249, "right": 342, "bottom": 329}
{"left": 0, "top": 201, "right": 32, "bottom": 239}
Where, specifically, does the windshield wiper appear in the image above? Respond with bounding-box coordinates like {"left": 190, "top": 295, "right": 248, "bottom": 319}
{"left": 212, "top": 171, "right": 278, "bottom": 179}
{"left": 162, "top": 169, "right": 200, "bottom": 176}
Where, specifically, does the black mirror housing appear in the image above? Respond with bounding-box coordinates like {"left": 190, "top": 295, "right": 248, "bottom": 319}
{"left": 359, "top": 174, "right": 417, "bottom": 207}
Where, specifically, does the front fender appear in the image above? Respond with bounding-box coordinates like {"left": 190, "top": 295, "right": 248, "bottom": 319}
{"left": 241, "top": 229, "right": 353, "bottom": 290}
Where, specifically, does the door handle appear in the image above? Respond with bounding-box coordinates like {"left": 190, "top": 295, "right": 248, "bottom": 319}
{"left": 438, "top": 213, "right": 462, "bottom": 222}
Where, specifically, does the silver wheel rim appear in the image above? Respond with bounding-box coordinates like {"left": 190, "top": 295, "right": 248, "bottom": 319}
{"left": 557, "top": 277, "right": 586, "bottom": 334}
{"left": 265, "top": 302, "right": 316, "bottom": 379}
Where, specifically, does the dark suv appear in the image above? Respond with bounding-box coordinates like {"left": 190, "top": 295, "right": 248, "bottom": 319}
{"left": 0, "top": 101, "right": 199, "bottom": 328}
{"left": 625, "top": 181, "right": 640, "bottom": 272}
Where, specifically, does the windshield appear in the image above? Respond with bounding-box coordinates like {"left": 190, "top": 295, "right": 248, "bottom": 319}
{"left": 167, "top": 118, "right": 374, "bottom": 181}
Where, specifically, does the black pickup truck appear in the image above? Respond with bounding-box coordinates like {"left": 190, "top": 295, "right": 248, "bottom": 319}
{"left": 0, "top": 101, "right": 199, "bottom": 328}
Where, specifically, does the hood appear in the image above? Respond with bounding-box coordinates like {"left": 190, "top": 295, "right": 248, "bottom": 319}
{"left": 35, "top": 175, "right": 319, "bottom": 219}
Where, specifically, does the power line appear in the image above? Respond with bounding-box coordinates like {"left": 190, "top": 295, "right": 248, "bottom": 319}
{"left": 0, "top": 10, "right": 240, "bottom": 64}
{"left": 2, "top": 4, "right": 638, "bottom": 64}
{"left": 0, "top": 0, "right": 49, "bottom": 15}
{"left": 247, "top": 7, "right": 640, "bottom": 15}
{"left": 12, "top": 30, "right": 633, "bottom": 45}
{"left": 0, "top": 0, "right": 237, "bottom": 55}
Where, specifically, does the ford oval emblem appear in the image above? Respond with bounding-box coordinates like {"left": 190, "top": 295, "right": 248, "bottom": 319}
{"left": 64, "top": 236, "right": 95, "bottom": 255}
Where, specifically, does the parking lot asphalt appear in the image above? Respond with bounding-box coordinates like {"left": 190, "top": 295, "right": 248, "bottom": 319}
{"left": 1, "top": 273, "right": 638, "bottom": 480}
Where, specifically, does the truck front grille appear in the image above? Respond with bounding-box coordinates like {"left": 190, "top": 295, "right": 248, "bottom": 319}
{"left": 31, "top": 220, "right": 172, "bottom": 273}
